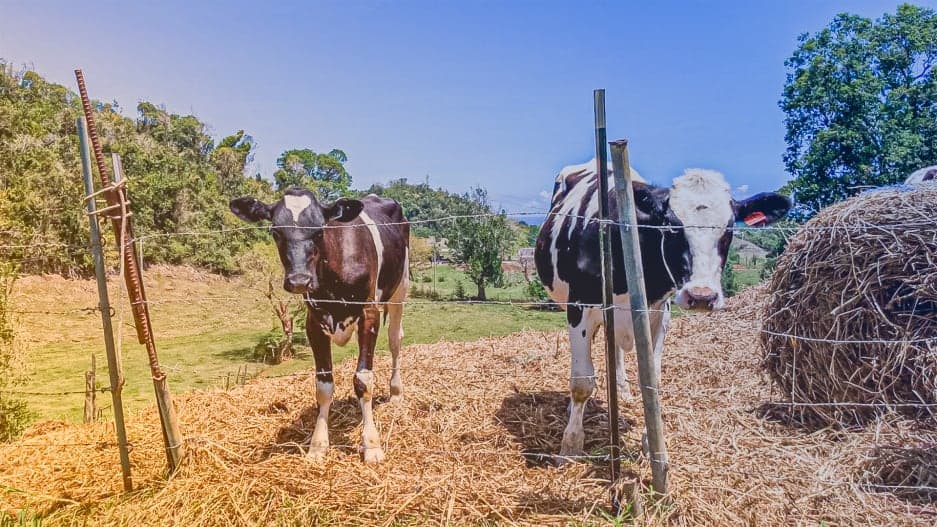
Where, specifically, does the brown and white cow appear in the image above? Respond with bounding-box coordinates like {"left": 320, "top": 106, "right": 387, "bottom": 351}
{"left": 231, "top": 188, "right": 409, "bottom": 463}
{"left": 534, "top": 160, "right": 790, "bottom": 462}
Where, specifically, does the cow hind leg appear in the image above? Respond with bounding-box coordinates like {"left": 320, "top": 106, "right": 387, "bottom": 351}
{"left": 356, "top": 307, "right": 385, "bottom": 464}
{"left": 387, "top": 285, "right": 405, "bottom": 402}
{"left": 559, "top": 307, "right": 598, "bottom": 464}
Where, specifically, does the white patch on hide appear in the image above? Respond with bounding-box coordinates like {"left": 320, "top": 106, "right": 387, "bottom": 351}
{"left": 357, "top": 211, "right": 384, "bottom": 301}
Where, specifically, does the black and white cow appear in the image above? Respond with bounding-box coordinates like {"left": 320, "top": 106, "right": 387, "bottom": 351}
{"left": 534, "top": 160, "right": 790, "bottom": 461}
{"left": 906, "top": 165, "right": 937, "bottom": 185}
{"left": 231, "top": 188, "right": 409, "bottom": 464}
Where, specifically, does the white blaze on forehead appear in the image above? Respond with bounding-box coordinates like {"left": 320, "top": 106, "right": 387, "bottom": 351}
{"left": 669, "top": 169, "right": 733, "bottom": 303}
{"left": 283, "top": 195, "right": 312, "bottom": 222}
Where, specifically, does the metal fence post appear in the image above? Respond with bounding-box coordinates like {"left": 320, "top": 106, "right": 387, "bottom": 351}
{"left": 609, "top": 139, "right": 669, "bottom": 497}
{"left": 593, "top": 89, "right": 623, "bottom": 513}
{"left": 78, "top": 117, "right": 133, "bottom": 491}
{"left": 75, "top": 70, "right": 184, "bottom": 473}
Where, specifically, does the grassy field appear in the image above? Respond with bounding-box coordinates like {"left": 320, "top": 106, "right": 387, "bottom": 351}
{"left": 9, "top": 265, "right": 564, "bottom": 422}
{"left": 409, "top": 263, "right": 535, "bottom": 300}
{"left": 10, "top": 260, "right": 766, "bottom": 423}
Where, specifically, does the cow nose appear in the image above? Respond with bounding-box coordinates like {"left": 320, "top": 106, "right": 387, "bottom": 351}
{"left": 687, "top": 286, "right": 718, "bottom": 310}
{"left": 283, "top": 273, "right": 312, "bottom": 294}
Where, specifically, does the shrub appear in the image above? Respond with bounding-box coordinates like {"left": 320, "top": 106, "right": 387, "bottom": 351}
{"left": 453, "top": 280, "right": 466, "bottom": 300}
{"left": 525, "top": 278, "right": 549, "bottom": 302}
{"left": 0, "top": 263, "right": 30, "bottom": 441}
{"left": 253, "top": 328, "right": 293, "bottom": 365}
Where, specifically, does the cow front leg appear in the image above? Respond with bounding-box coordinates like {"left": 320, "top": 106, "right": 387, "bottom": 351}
{"left": 306, "top": 315, "right": 333, "bottom": 462}
{"left": 649, "top": 299, "right": 670, "bottom": 384}
{"left": 612, "top": 300, "right": 635, "bottom": 402}
{"left": 355, "top": 307, "right": 385, "bottom": 464}
{"left": 559, "top": 306, "right": 598, "bottom": 464}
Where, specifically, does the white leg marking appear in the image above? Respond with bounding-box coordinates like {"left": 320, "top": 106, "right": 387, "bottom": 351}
{"left": 612, "top": 294, "right": 635, "bottom": 402}
{"left": 560, "top": 308, "right": 600, "bottom": 463}
{"left": 307, "top": 380, "right": 333, "bottom": 462}
{"left": 356, "top": 370, "right": 385, "bottom": 463}
{"left": 649, "top": 300, "right": 670, "bottom": 382}
{"left": 388, "top": 248, "right": 407, "bottom": 402}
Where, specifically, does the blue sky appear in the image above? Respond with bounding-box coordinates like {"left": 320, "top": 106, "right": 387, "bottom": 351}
{"left": 2, "top": 0, "right": 932, "bottom": 213}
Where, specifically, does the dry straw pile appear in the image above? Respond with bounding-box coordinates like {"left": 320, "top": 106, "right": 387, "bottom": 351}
{"left": 762, "top": 184, "right": 937, "bottom": 427}
{"left": 4, "top": 289, "right": 937, "bottom": 525}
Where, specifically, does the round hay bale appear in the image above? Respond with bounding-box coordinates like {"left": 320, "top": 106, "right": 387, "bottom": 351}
{"left": 860, "top": 444, "right": 937, "bottom": 504}
{"left": 761, "top": 184, "right": 937, "bottom": 427}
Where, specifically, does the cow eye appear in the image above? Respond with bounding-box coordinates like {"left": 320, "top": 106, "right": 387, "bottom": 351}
{"left": 696, "top": 204, "right": 708, "bottom": 211}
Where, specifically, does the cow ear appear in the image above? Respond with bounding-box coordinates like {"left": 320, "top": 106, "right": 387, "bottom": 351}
{"left": 229, "top": 197, "right": 272, "bottom": 223}
{"left": 735, "top": 192, "right": 791, "bottom": 226}
{"left": 323, "top": 198, "right": 364, "bottom": 223}
{"left": 633, "top": 184, "right": 669, "bottom": 224}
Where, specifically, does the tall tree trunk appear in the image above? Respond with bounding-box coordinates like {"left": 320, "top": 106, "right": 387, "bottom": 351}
{"left": 476, "top": 280, "right": 486, "bottom": 301}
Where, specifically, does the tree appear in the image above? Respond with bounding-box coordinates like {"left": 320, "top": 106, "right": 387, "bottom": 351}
{"left": 273, "top": 148, "right": 351, "bottom": 200}
{"left": 212, "top": 130, "right": 255, "bottom": 199}
{"left": 780, "top": 4, "right": 937, "bottom": 219}
{"left": 445, "top": 188, "right": 512, "bottom": 300}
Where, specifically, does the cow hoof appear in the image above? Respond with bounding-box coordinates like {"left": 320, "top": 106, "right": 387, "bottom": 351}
{"left": 306, "top": 445, "right": 328, "bottom": 463}
{"left": 389, "top": 394, "right": 405, "bottom": 404}
{"left": 362, "top": 446, "right": 386, "bottom": 464}
{"left": 558, "top": 434, "right": 585, "bottom": 465}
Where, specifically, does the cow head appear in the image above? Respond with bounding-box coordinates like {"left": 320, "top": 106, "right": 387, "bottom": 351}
{"left": 229, "top": 187, "right": 364, "bottom": 294}
{"left": 644, "top": 169, "right": 790, "bottom": 311}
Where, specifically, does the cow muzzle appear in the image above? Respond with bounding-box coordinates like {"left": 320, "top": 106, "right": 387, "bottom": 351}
{"left": 283, "top": 273, "right": 313, "bottom": 294}
{"left": 676, "top": 286, "right": 722, "bottom": 312}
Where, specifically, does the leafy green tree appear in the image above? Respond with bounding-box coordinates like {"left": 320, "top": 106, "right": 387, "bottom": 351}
{"left": 0, "top": 63, "right": 269, "bottom": 275}
{"left": 780, "top": 4, "right": 937, "bottom": 219}
{"left": 212, "top": 130, "right": 255, "bottom": 199}
{"left": 273, "top": 148, "right": 351, "bottom": 200}
{"left": 445, "top": 188, "right": 512, "bottom": 300}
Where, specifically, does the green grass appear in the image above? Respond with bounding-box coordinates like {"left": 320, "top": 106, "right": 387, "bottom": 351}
{"left": 15, "top": 260, "right": 768, "bottom": 423}
{"left": 18, "top": 285, "right": 564, "bottom": 421}
{"left": 410, "top": 264, "right": 534, "bottom": 300}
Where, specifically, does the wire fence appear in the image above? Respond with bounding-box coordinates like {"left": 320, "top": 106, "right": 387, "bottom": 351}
{"left": 3, "top": 204, "right": 937, "bottom": 515}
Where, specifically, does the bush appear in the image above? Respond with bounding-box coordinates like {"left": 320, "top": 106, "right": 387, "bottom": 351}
{"left": 525, "top": 278, "right": 549, "bottom": 302}
{"left": 0, "top": 263, "right": 30, "bottom": 441}
{"left": 253, "top": 328, "right": 293, "bottom": 365}
{"left": 453, "top": 280, "right": 466, "bottom": 300}
{"left": 409, "top": 285, "right": 443, "bottom": 301}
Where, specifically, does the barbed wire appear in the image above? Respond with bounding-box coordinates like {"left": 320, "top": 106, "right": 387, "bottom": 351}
{"left": 122, "top": 210, "right": 934, "bottom": 243}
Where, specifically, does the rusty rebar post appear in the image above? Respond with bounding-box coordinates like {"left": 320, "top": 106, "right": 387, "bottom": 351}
{"left": 74, "top": 69, "right": 184, "bottom": 473}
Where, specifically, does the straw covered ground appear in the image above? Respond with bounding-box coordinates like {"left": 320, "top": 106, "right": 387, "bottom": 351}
{"left": 2, "top": 288, "right": 936, "bottom": 525}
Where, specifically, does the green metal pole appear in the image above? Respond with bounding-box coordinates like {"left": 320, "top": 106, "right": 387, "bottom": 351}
{"left": 594, "top": 89, "right": 623, "bottom": 514}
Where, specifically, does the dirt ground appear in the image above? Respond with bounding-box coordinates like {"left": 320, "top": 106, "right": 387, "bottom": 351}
{"left": 1, "top": 288, "right": 935, "bottom": 526}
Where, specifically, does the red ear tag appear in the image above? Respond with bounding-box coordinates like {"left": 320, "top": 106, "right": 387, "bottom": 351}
{"left": 743, "top": 211, "right": 767, "bottom": 227}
